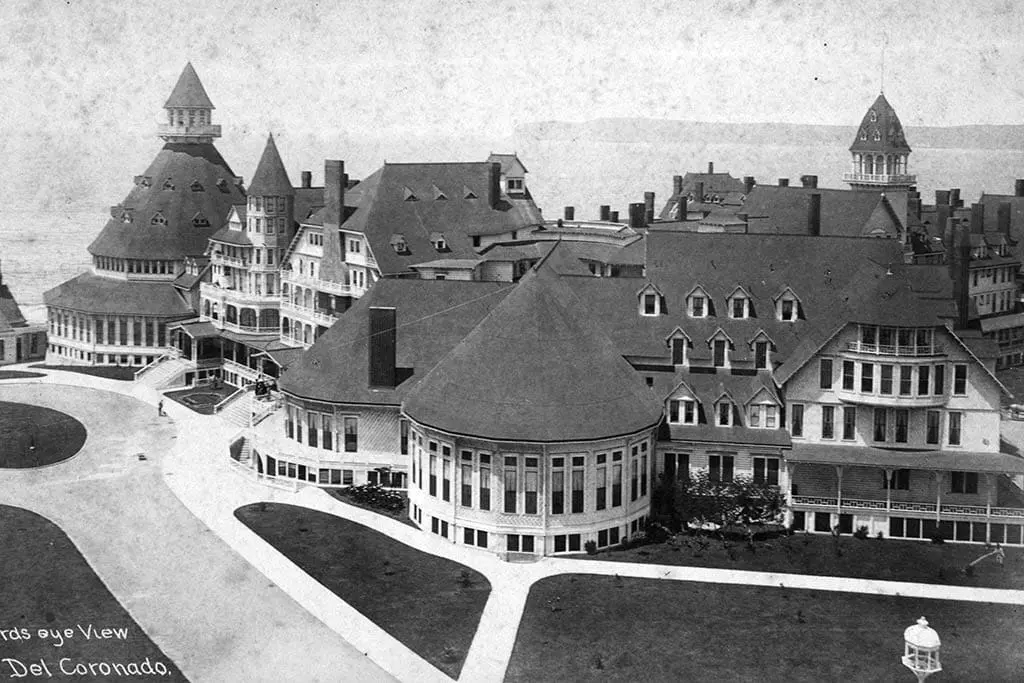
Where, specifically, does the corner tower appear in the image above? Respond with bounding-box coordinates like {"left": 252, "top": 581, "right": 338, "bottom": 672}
{"left": 159, "top": 62, "right": 220, "bottom": 143}
{"left": 844, "top": 92, "right": 915, "bottom": 192}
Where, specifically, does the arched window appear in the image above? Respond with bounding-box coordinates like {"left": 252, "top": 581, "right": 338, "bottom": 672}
{"left": 203, "top": 300, "right": 211, "bottom": 317}
{"left": 304, "top": 289, "right": 313, "bottom": 309}
{"left": 240, "top": 308, "right": 257, "bottom": 328}
{"left": 281, "top": 317, "right": 291, "bottom": 336}
{"left": 303, "top": 325, "right": 311, "bottom": 344}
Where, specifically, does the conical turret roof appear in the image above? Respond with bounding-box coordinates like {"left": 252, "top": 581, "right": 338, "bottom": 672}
{"left": 404, "top": 245, "right": 664, "bottom": 442}
{"left": 247, "top": 134, "right": 294, "bottom": 197}
{"left": 164, "top": 62, "right": 214, "bottom": 109}
{"left": 850, "top": 92, "right": 911, "bottom": 154}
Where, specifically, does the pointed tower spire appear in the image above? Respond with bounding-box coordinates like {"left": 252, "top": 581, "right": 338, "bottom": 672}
{"left": 159, "top": 63, "right": 220, "bottom": 143}
{"left": 843, "top": 92, "right": 915, "bottom": 193}
{"left": 248, "top": 134, "right": 294, "bottom": 197}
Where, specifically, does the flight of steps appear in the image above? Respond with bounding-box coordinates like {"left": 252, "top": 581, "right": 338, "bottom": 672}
{"left": 135, "top": 357, "right": 188, "bottom": 390}
{"left": 220, "top": 392, "right": 256, "bottom": 428}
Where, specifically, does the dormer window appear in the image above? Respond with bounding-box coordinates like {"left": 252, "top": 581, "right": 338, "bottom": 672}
{"left": 668, "top": 398, "right": 698, "bottom": 425}
{"left": 191, "top": 180, "right": 204, "bottom": 192}
{"left": 151, "top": 212, "right": 167, "bottom": 226}
{"left": 507, "top": 178, "right": 524, "bottom": 193}
{"left": 404, "top": 187, "right": 418, "bottom": 202}
{"left": 120, "top": 210, "right": 133, "bottom": 224}
{"left": 873, "top": 130, "right": 881, "bottom": 142}
{"left": 433, "top": 185, "right": 447, "bottom": 201}
{"left": 869, "top": 110, "right": 878, "bottom": 122}
{"left": 754, "top": 340, "right": 769, "bottom": 369}
{"left": 643, "top": 294, "right": 657, "bottom": 315}
{"left": 716, "top": 400, "right": 734, "bottom": 426}
{"left": 390, "top": 234, "right": 409, "bottom": 254}
{"left": 708, "top": 329, "right": 733, "bottom": 368}
{"left": 192, "top": 212, "right": 210, "bottom": 228}
{"left": 775, "top": 288, "right": 802, "bottom": 321}
{"left": 859, "top": 130, "right": 867, "bottom": 141}
{"left": 162, "top": 177, "right": 175, "bottom": 191}
{"left": 638, "top": 284, "right": 664, "bottom": 316}
{"left": 688, "top": 286, "right": 711, "bottom": 318}
{"left": 748, "top": 402, "right": 778, "bottom": 429}
{"left": 216, "top": 178, "right": 229, "bottom": 193}
{"left": 464, "top": 186, "right": 478, "bottom": 200}
{"left": 667, "top": 328, "right": 691, "bottom": 365}
{"left": 430, "top": 232, "right": 448, "bottom": 252}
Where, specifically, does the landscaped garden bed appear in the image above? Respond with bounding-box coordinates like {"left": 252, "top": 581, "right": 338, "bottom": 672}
{"left": 573, "top": 529, "right": 1024, "bottom": 589}
{"left": 327, "top": 484, "right": 415, "bottom": 527}
{"left": 0, "top": 505, "right": 187, "bottom": 680}
{"left": 0, "top": 370, "right": 46, "bottom": 380}
{"left": 30, "top": 364, "right": 137, "bottom": 381}
{"left": 506, "top": 574, "right": 1024, "bottom": 682}
{"left": 234, "top": 503, "right": 489, "bottom": 678}
{"left": 0, "top": 401, "right": 87, "bottom": 467}
{"left": 164, "top": 383, "right": 239, "bottom": 415}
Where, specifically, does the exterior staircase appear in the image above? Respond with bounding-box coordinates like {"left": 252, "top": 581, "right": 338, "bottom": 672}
{"left": 135, "top": 356, "right": 189, "bottom": 390}
{"left": 220, "top": 391, "right": 256, "bottom": 428}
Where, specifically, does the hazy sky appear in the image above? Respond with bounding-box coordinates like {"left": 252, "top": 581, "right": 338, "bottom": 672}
{"left": 1, "top": 0, "right": 1022, "bottom": 197}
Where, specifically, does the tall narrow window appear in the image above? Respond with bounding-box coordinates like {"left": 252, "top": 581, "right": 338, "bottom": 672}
{"left": 880, "top": 365, "right": 893, "bottom": 395}
{"left": 713, "top": 340, "right": 726, "bottom": 367}
{"left": 612, "top": 459, "right": 623, "bottom": 507}
{"left": 400, "top": 419, "right": 409, "bottom": 455}
{"left": 718, "top": 402, "right": 732, "bottom": 426}
{"left": 631, "top": 456, "right": 639, "bottom": 501}
{"left": 933, "top": 365, "right": 945, "bottom": 395}
{"left": 755, "top": 341, "right": 768, "bottom": 369}
{"left": 791, "top": 404, "right": 804, "bottom": 437}
{"left": 596, "top": 463, "right": 607, "bottom": 510}
{"left": 307, "top": 413, "right": 319, "bottom": 448}
{"left": 551, "top": 458, "right": 564, "bottom": 514}
{"left": 643, "top": 293, "right": 657, "bottom": 315}
{"left": 819, "top": 358, "right": 833, "bottom": 389}
{"left": 669, "top": 400, "right": 680, "bottom": 423}
{"left": 671, "top": 337, "right": 686, "bottom": 365}
{"left": 442, "top": 456, "right": 451, "bottom": 502}
{"left": 479, "top": 456, "right": 491, "bottom": 510}
{"left": 895, "top": 409, "right": 909, "bottom": 443}
{"left": 861, "top": 363, "right": 874, "bottom": 393}
{"left": 429, "top": 452, "right": 437, "bottom": 497}
{"left": 461, "top": 462, "right": 472, "bottom": 507}
{"left": 873, "top": 408, "right": 887, "bottom": 442}
{"left": 953, "top": 365, "right": 967, "bottom": 395}
{"left": 948, "top": 412, "right": 962, "bottom": 446}
{"left": 525, "top": 467, "right": 538, "bottom": 514}
{"left": 842, "top": 361, "right": 855, "bottom": 390}
{"left": 842, "top": 406, "right": 857, "bottom": 440}
{"left": 926, "top": 411, "right": 940, "bottom": 445}
{"left": 344, "top": 417, "right": 358, "bottom": 452}
{"left": 504, "top": 458, "right": 517, "bottom": 513}
{"left": 571, "top": 456, "right": 585, "bottom": 512}
{"left": 918, "top": 366, "right": 930, "bottom": 396}
{"left": 322, "top": 415, "right": 333, "bottom": 451}
{"left": 822, "top": 405, "right": 835, "bottom": 439}
{"left": 899, "top": 366, "right": 913, "bottom": 395}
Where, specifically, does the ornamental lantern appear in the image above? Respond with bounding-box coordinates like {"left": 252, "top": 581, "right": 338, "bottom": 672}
{"left": 902, "top": 616, "right": 941, "bottom": 682}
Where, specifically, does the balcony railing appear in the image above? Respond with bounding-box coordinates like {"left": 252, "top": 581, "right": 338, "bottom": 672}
{"left": 845, "top": 342, "right": 944, "bottom": 357}
{"left": 281, "top": 270, "right": 361, "bottom": 298}
{"left": 792, "top": 496, "right": 1024, "bottom": 519}
{"left": 281, "top": 300, "right": 339, "bottom": 327}
{"left": 158, "top": 123, "right": 222, "bottom": 138}
{"left": 201, "top": 282, "right": 280, "bottom": 307}
{"left": 842, "top": 172, "right": 917, "bottom": 185}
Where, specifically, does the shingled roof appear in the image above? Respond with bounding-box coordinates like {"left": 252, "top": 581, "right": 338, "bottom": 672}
{"left": 247, "top": 134, "right": 294, "bottom": 197}
{"left": 44, "top": 273, "right": 194, "bottom": 317}
{"left": 850, "top": 92, "right": 911, "bottom": 154}
{"left": 87, "top": 143, "right": 245, "bottom": 260}
{"left": 279, "top": 279, "right": 514, "bottom": 405}
{"left": 164, "top": 63, "right": 214, "bottom": 109}
{"left": 404, "top": 251, "right": 664, "bottom": 442}
{"left": 0, "top": 280, "right": 27, "bottom": 332}
{"left": 742, "top": 185, "right": 904, "bottom": 237}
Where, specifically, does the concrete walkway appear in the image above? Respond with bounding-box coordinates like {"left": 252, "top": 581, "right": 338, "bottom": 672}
{"left": 5, "top": 366, "right": 1024, "bottom": 683}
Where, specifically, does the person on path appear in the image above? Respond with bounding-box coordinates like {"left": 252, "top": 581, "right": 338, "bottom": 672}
{"left": 158, "top": 399, "right": 164, "bottom": 417}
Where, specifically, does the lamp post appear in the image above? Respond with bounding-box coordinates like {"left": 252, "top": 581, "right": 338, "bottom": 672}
{"left": 902, "top": 616, "right": 941, "bottom": 682}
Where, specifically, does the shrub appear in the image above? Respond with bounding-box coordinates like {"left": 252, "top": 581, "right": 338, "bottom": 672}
{"left": 853, "top": 525, "right": 870, "bottom": 540}
{"left": 931, "top": 530, "right": 946, "bottom": 544}
{"left": 341, "top": 483, "right": 406, "bottom": 513}
{"left": 584, "top": 540, "right": 598, "bottom": 555}
{"left": 645, "top": 521, "right": 672, "bottom": 544}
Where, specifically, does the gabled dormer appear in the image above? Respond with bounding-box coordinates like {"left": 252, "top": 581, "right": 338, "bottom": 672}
{"left": 390, "top": 234, "right": 410, "bottom": 255}
{"left": 747, "top": 329, "right": 775, "bottom": 370}
{"left": 430, "top": 232, "right": 449, "bottom": 252}
{"left": 707, "top": 328, "right": 734, "bottom": 368}
{"left": 745, "top": 386, "right": 780, "bottom": 429}
{"left": 712, "top": 390, "right": 739, "bottom": 426}
{"left": 727, "top": 285, "right": 754, "bottom": 319}
{"left": 151, "top": 211, "right": 167, "bottom": 226}
{"left": 665, "top": 327, "right": 691, "bottom": 366}
{"left": 463, "top": 185, "right": 478, "bottom": 200}
{"left": 774, "top": 286, "right": 803, "bottom": 322}
{"left": 403, "top": 186, "right": 418, "bottom": 202}
{"left": 432, "top": 184, "right": 448, "bottom": 201}
{"left": 687, "top": 285, "right": 713, "bottom": 318}
{"left": 667, "top": 380, "right": 702, "bottom": 425}
{"left": 638, "top": 283, "right": 665, "bottom": 316}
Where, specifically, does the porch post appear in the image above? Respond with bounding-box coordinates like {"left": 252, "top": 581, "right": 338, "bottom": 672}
{"left": 785, "top": 461, "right": 796, "bottom": 507}
{"left": 986, "top": 473, "right": 995, "bottom": 517}
{"left": 934, "top": 471, "right": 944, "bottom": 521}
{"left": 884, "top": 468, "right": 893, "bottom": 511}
{"left": 834, "top": 465, "right": 843, "bottom": 511}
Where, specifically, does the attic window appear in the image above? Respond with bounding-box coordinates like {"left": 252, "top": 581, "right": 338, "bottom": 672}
{"left": 859, "top": 130, "right": 867, "bottom": 141}
{"left": 432, "top": 185, "right": 447, "bottom": 201}
{"left": 667, "top": 330, "right": 690, "bottom": 365}
{"left": 135, "top": 176, "right": 152, "bottom": 188}
{"left": 643, "top": 294, "right": 658, "bottom": 315}
{"left": 120, "top": 210, "right": 133, "bottom": 224}
{"left": 151, "top": 212, "right": 168, "bottom": 226}
{"left": 873, "top": 130, "right": 881, "bottom": 142}
{"left": 716, "top": 400, "right": 734, "bottom": 427}
{"left": 869, "top": 110, "right": 878, "bottom": 122}
{"left": 191, "top": 180, "right": 204, "bottom": 192}
{"left": 390, "top": 234, "right": 409, "bottom": 254}
{"left": 216, "top": 178, "right": 230, "bottom": 193}
{"left": 668, "top": 398, "right": 697, "bottom": 425}
{"left": 192, "top": 212, "right": 210, "bottom": 227}
{"left": 780, "top": 298, "right": 798, "bottom": 321}
{"left": 430, "top": 232, "right": 449, "bottom": 252}
{"left": 162, "top": 177, "right": 175, "bottom": 191}
{"left": 729, "top": 292, "right": 750, "bottom": 319}
{"left": 463, "top": 186, "right": 478, "bottom": 200}
{"left": 507, "top": 178, "right": 524, "bottom": 192}
{"left": 404, "top": 187, "right": 419, "bottom": 202}
{"left": 688, "top": 288, "right": 710, "bottom": 318}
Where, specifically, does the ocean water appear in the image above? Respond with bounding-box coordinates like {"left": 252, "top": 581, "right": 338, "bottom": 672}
{"left": 3, "top": 142, "right": 1023, "bottom": 324}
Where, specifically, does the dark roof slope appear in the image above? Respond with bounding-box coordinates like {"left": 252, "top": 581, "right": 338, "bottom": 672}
{"left": 850, "top": 92, "right": 911, "bottom": 153}
{"left": 0, "top": 282, "right": 27, "bottom": 331}
{"left": 742, "top": 185, "right": 901, "bottom": 237}
{"left": 87, "top": 143, "right": 245, "bottom": 260}
{"left": 247, "top": 135, "right": 294, "bottom": 197}
{"left": 279, "top": 279, "right": 513, "bottom": 405}
{"left": 404, "top": 257, "right": 664, "bottom": 442}
{"left": 980, "top": 193, "right": 1024, "bottom": 244}
{"left": 163, "top": 63, "right": 214, "bottom": 109}
{"left": 44, "top": 273, "right": 193, "bottom": 317}
{"left": 658, "top": 171, "right": 747, "bottom": 219}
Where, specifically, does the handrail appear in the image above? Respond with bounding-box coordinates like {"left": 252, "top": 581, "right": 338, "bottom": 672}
{"left": 214, "top": 386, "right": 248, "bottom": 414}
{"left": 134, "top": 353, "right": 170, "bottom": 381}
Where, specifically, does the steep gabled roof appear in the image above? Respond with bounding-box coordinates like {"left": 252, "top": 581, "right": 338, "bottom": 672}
{"left": 742, "top": 185, "right": 902, "bottom": 237}
{"left": 87, "top": 143, "right": 245, "bottom": 260}
{"left": 0, "top": 281, "right": 27, "bottom": 330}
{"left": 404, "top": 252, "right": 664, "bottom": 442}
{"left": 247, "top": 134, "right": 294, "bottom": 197}
{"left": 164, "top": 63, "right": 214, "bottom": 109}
{"left": 850, "top": 92, "right": 911, "bottom": 153}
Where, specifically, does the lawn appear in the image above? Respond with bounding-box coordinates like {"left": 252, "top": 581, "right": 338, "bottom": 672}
{"left": 507, "top": 574, "right": 1024, "bottom": 682}
{"left": 164, "top": 383, "right": 239, "bottom": 415}
{"left": 0, "top": 401, "right": 87, "bottom": 468}
{"left": 0, "top": 505, "right": 187, "bottom": 680}
{"left": 234, "top": 503, "right": 490, "bottom": 678}
{"left": 577, "top": 531, "right": 1024, "bottom": 589}
{"left": 0, "top": 370, "right": 46, "bottom": 379}
{"left": 30, "top": 363, "right": 137, "bottom": 381}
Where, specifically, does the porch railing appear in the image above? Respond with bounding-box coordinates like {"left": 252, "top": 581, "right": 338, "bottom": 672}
{"left": 791, "top": 495, "right": 1024, "bottom": 519}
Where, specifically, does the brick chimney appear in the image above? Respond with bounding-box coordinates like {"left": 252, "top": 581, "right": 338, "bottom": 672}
{"left": 808, "top": 193, "right": 821, "bottom": 236}
{"left": 564, "top": 206, "right": 575, "bottom": 221}
{"left": 998, "top": 202, "right": 1012, "bottom": 237}
{"left": 368, "top": 307, "right": 397, "bottom": 388}
{"left": 1016, "top": 179, "right": 1024, "bottom": 197}
{"left": 935, "top": 190, "right": 950, "bottom": 206}
{"left": 743, "top": 176, "right": 755, "bottom": 194}
{"left": 951, "top": 222, "right": 971, "bottom": 329}
{"left": 970, "top": 203, "right": 985, "bottom": 234}
{"left": 694, "top": 181, "right": 705, "bottom": 202}
{"left": 800, "top": 175, "right": 818, "bottom": 189}
{"left": 489, "top": 162, "right": 502, "bottom": 208}
{"left": 628, "top": 203, "right": 647, "bottom": 229}
{"left": 778, "top": 178, "right": 789, "bottom": 187}
{"left": 301, "top": 171, "right": 312, "bottom": 188}
{"left": 599, "top": 205, "right": 611, "bottom": 221}
{"left": 673, "top": 175, "right": 683, "bottom": 196}
{"left": 320, "top": 159, "right": 348, "bottom": 283}
{"left": 676, "top": 196, "right": 688, "bottom": 221}
{"left": 644, "top": 192, "right": 655, "bottom": 224}
{"left": 708, "top": 161, "right": 714, "bottom": 174}
{"left": 950, "top": 188, "right": 962, "bottom": 208}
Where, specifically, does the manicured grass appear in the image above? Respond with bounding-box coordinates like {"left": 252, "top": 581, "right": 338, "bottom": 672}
{"left": 577, "top": 532, "right": 1024, "bottom": 589}
{"left": 0, "top": 370, "right": 46, "bottom": 379}
{"left": 235, "top": 503, "right": 489, "bottom": 678}
{"left": 0, "top": 505, "right": 187, "bottom": 680}
{"left": 30, "top": 364, "right": 137, "bottom": 381}
{"left": 507, "top": 574, "right": 1024, "bottom": 682}
{"left": 0, "top": 402, "right": 87, "bottom": 467}
{"left": 164, "top": 383, "right": 239, "bottom": 415}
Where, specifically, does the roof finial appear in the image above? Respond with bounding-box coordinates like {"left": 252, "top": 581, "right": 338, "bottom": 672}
{"left": 880, "top": 33, "right": 888, "bottom": 94}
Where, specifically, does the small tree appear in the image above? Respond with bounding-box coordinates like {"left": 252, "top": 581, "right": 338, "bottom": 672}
{"left": 673, "top": 470, "right": 785, "bottom": 537}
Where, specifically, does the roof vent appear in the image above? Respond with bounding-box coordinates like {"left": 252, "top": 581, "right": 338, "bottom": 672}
{"left": 464, "top": 186, "right": 478, "bottom": 200}
{"left": 403, "top": 186, "right": 419, "bottom": 202}
{"left": 192, "top": 212, "right": 210, "bottom": 227}
{"left": 433, "top": 185, "right": 447, "bottom": 200}
{"left": 151, "top": 212, "right": 167, "bottom": 226}
{"left": 216, "top": 178, "right": 229, "bottom": 193}
{"left": 190, "top": 180, "right": 204, "bottom": 192}
{"left": 390, "top": 234, "right": 410, "bottom": 255}
{"left": 134, "top": 175, "right": 152, "bottom": 188}
{"left": 162, "top": 177, "right": 175, "bottom": 191}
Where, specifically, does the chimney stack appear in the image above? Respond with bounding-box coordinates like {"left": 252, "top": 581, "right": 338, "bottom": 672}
{"left": 673, "top": 175, "right": 683, "bottom": 196}
{"left": 952, "top": 223, "right": 971, "bottom": 329}
{"left": 644, "top": 192, "right": 656, "bottom": 224}
{"left": 610, "top": 210, "right": 620, "bottom": 223}
{"left": 950, "top": 188, "right": 962, "bottom": 208}
{"left": 676, "top": 196, "right": 688, "bottom": 221}
{"left": 694, "top": 181, "right": 705, "bottom": 202}
{"left": 970, "top": 203, "right": 985, "bottom": 234}
{"left": 778, "top": 178, "right": 789, "bottom": 187}
{"left": 708, "top": 161, "right": 714, "bottom": 174}
{"left": 489, "top": 162, "right": 502, "bottom": 208}
{"left": 628, "top": 202, "right": 647, "bottom": 229}
{"left": 743, "top": 176, "right": 755, "bottom": 195}
{"left": 599, "top": 205, "right": 611, "bottom": 221}
{"left": 800, "top": 175, "right": 818, "bottom": 189}
{"left": 564, "top": 206, "right": 575, "bottom": 221}
{"left": 301, "top": 171, "right": 312, "bottom": 188}
{"left": 1016, "top": 179, "right": 1024, "bottom": 197}
{"left": 998, "top": 202, "right": 1012, "bottom": 237}
{"left": 368, "top": 307, "right": 397, "bottom": 388}
{"left": 320, "top": 159, "right": 349, "bottom": 283}
{"left": 808, "top": 193, "right": 822, "bottom": 236}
